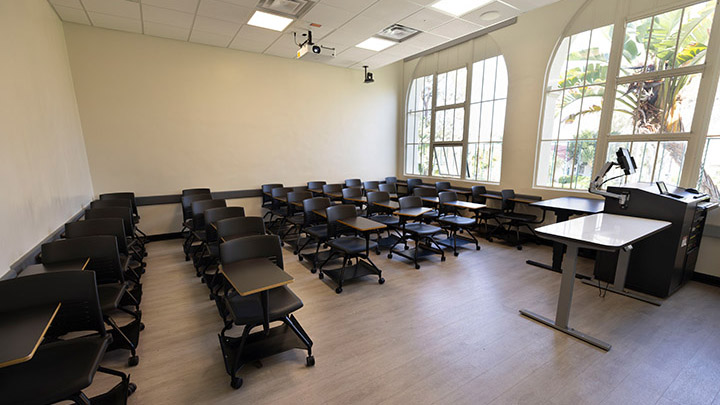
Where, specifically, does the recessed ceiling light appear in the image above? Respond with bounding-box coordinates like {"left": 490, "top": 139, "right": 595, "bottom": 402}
{"left": 431, "top": 0, "right": 494, "bottom": 16}
{"left": 356, "top": 37, "right": 397, "bottom": 52}
{"left": 247, "top": 10, "right": 293, "bottom": 32}
{"left": 480, "top": 10, "right": 501, "bottom": 20}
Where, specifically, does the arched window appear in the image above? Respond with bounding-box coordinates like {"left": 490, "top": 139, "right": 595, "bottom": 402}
{"left": 699, "top": 84, "right": 720, "bottom": 200}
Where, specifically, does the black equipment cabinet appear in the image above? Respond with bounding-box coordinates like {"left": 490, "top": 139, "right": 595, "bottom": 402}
{"left": 594, "top": 183, "right": 716, "bottom": 298}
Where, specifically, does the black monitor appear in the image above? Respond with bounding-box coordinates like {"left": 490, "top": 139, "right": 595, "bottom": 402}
{"left": 616, "top": 147, "right": 637, "bottom": 175}
{"left": 656, "top": 181, "right": 669, "bottom": 195}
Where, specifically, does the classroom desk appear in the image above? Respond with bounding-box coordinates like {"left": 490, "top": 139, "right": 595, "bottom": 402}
{"left": 526, "top": 197, "right": 604, "bottom": 276}
{"left": 421, "top": 196, "right": 440, "bottom": 204}
{"left": 344, "top": 196, "right": 367, "bottom": 203}
{"left": 372, "top": 200, "right": 400, "bottom": 210}
{"left": 445, "top": 188, "right": 472, "bottom": 201}
{"left": 325, "top": 192, "right": 343, "bottom": 199}
{"left": 20, "top": 259, "right": 89, "bottom": 277}
{"left": 0, "top": 303, "right": 61, "bottom": 368}
{"left": 442, "top": 200, "right": 485, "bottom": 210}
{"left": 308, "top": 188, "right": 323, "bottom": 195}
{"left": 519, "top": 213, "right": 671, "bottom": 351}
{"left": 220, "top": 258, "right": 294, "bottom": 332}
{"left": 321, "top": 217, "right": 386, "bottom": 293}
{"left": 390, "top": 207, "right": 443, "bottom": 268}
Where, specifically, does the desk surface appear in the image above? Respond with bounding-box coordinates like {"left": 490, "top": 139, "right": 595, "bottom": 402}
{"left": 395, "top": 207, "right": 432, "bottom": 217}
{"left": 20, "top": 259, "right": 89, "bottom": 277}
{"left": 373, "top": 200, "right": 399, "bottom": 209}
{"left": 325, "top": 192, "right": 343, "bottom": 198}
{"left": 446, "top": 188, "right": 471, "bottom": 195}
{"left": 531, "top": 197, "right": 604, "bottom": 214}
{"left": 221, "top": 258, "right": 294, "bottom": 296}
{"left": 443, "top": 200, "right": 486, "bottom": 210}
{"left": 536, "top": 213, "right": 671, "bottom": 249}
{"left": 421, "top": 196, "right": 439, "bottom": 204}
{"left": 345, "top": 196, "right": 367, "bottom": 203}
{"left": 313, "top": 208, "right": 327, "bottom": 218}
{"left": 338, "top": 217, "right": 387, "bottom": 232}
{"left": 0, "top": 303, "right": 61, "bottom": 368}
{"left": 308, "top": 188, "right": 323, "bottom": 194}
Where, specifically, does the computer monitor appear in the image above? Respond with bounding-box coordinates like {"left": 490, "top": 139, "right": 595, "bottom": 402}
{"left": 616, "top": 147, "right": 637, "bottom": 175}
{"left": 656, "top": 181, "right": 669, "bottom": 195}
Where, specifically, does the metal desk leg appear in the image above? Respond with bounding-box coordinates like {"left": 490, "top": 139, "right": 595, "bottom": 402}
{"left": 520, "top": 244, "right": 611, "bottom": 351}
{"left": 526, "top": 210, "right": 590, "bottom": 280}
{"left": 581, "top": 245, "right": 662, "bottom": 306}
{"left": 260, "top": 290, "right": 270, "bottom": 335}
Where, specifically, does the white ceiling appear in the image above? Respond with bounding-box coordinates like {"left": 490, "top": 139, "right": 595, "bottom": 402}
{"left": 48, "top": 0, "right": 559, "bottom": 69}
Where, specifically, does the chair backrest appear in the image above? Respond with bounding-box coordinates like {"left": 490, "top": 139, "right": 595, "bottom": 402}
{"left": 323, "top": 183, "right": 343, "bottom": 194}
{"left": 42, "top": 235, "right": 124, "bottom": 285}
{"left": 399, "top": 196, "right": 422, "bottom": 210}
{"left": 302, "top": 197, "right": 331, "bottom": 226}
{"left": 90, "top": 199, "right": 132, "bottom": 211}
{"left": 216, "top": 216, "right": 266, "bottom": 242}
{"left": 182, "top": 194, "right": 212, "bottom": 221}
{"left": 326, "top": 204, "right": 357, "bottom": 238}
{"left": 271, "top": 187, "right": 292, "bottom": 199}
{"left": 363, "top": 181, "right": 379, "bottom": 191}
{"left": 471, "top": 185, "right": 487, "bottom": 204}
{"left": 385, "top": 177, "right": 397, "bottom": 184}
{"left": 501, "top": 189, "right": 516, "bottom": 212}
{"left": 288, "top": 191, "right": 312, "bottom": 205}
{"left": 292, "top": 186, "right": 308, "bottom": 192}
{"left": 0, "top": 271, "right": 106, "bottom": 339}
{"left": 413, "top": 187, "right": 437, "bottom": 197}
{"left": 192, "top": 199, "right": 227, "bottom": 231}
{"left": 438, "top": 191, "right": 458, "bottom": 215}
{"left": 367, "top": 191, "right": 390, "bottom": 216}
{"left": 220, "top": 234, "right": 283, "bottom": 269}
{"left": 261, "top": 184, "right": 283, "bottom": 204}
{"left": 342, "top": 187, "right": 362, "bottom": 199}
{"left": 406, "top": 178, "right": 422, "bottom": 193}
{"left": 99, "top": 192, "right": 137, "bottom": 216}
{"left": 307, "top": 181, "right": 326, "bottom": 190}
{"left": 345, "top": 179, "right": 362, "bottom": 188}
{"left": 182, "top": 188, "right": 211, "bottom": 196}
{"left": 65, "top": 218, "right": 129, "bottom": 255}
{"left": 378, "top": 183, "right": 396, "bottom": 194}
{"left": 85, "top": 207, "right": 134, "bottom": 237}
{"left": 205, "top": 207, "right": 246, "bottom": 242}
{"left": 435, "top": 181, "right": 451, "bottom": 192}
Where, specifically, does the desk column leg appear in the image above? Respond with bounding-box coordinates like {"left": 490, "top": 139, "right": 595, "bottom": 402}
{"left": 591, "top": 245, "right": 661, "bottom": 306}
{"left": 555, "top": 244, "right": 578, "bottom": 328}
{"left": 260, "top": 291, "right": 270, "bottom": 335}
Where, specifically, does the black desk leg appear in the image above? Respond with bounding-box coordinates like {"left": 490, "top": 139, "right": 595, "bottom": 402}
{"left": 260, "top": 291, "right": 270, "bottom": 335}
{"left": 525, "top": 210, "right": 590, "bottom": 280}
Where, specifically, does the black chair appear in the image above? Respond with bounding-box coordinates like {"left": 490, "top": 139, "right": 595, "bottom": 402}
{"left": 267, "top": 187, "right": 292, "bottom": 234}
{"left": 292, "top": 186, "right": 308, "bottom": 192}
{"left": 489, "top": 190, "right": 544, "bottom": 250}
{"left": 197, "top": 207, "right": 246, "bottom": 283}
{"left": 99, "top": 192, "right": 146, "bottom": 243}
{"left": 378, "top": 183, "right": 397, "bottom": 196}
{"left": 91, "top": 198, "right": 133, "bottom": 212}
{"left": 341, "top": 186, "right": 365, "bottom": 213}
{"left": 318, "top": 204, "right": 384, "bottom": 293}
{"left": 279, "top": 191, "right": 312, "bottom": 244}
{"left": 385, "top": 176, "right": 397, "bottom": 184}
{"left": 216, "top": 216, "right": 266, "bottom": 242}
{"left": 307, "top": 181, "right": 326, "bottom": 196}
{"left": 261, "top": 184, "right": 283, "bottom": 219}
{"left": 363, "top": 181, "right": 380, "bottom": 193}
{"left": 183, "top": 188, "right": 211, "bottom": 196}
{"left": 388, "top": 196, "right": 446, "bottom": 269}
{"left": 437, "top": 191, "right": 481, "bottom": 256}
{"left": 181, "top": 193, "right": 212, "bottom": 234}
{"left": 435, "top": 181, "right": 451, "bottom": 193}
{"left": 471, "top": 186, "right": 503, "bottom": 234}
{"left": 344, "top": 179, "right": 362, "bottom": 188}
{"left": 0, "top": 271, "right": 134, "bottom": 404}
{"left": 218, "top": 235, "right": 314, "bottom": 389}
{"left": 42, "top": 236, "right": 142, "bottom": 366}
{"left": 366, "top": 191, "right": 401, "bottom": 249}
{"left": 296, "top": 197, "right": 332, "bottom": 272}
{"left": 322, "top": 183, "right": 343, "bottom": 202}
{"left": 85, "top": 207, "right": 146, "bottom": 256}
{"left": 406, "top": 178, "right": 422, "bottom": 196}
{"left": 189, "top": 199, "right": 227, "bottom": 270}
{"left": 413, "top": 187, "right": 440, "bottom": 223}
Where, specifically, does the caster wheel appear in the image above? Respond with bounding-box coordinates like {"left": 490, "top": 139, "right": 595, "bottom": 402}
{"left": 387, "top": 253, "right": 393, "bottom": 259}
{"left": 311, "top": 268, "right": 317, "bottom": 274}
{"left": 201, "top": 278, "right": 206, "bottom": 284}
{"left": 487, "top": 238, "right": 493, "bottom": 242}
{"left": 319, "top": 272, "right": 324, "bottom": 279}
{"left": 128, "top": 382, "right": 137, "bottom": 396}
{"left": 376, "top": 249, "right": 381, "bottom": 255}
{"left": 441, "top": 256, "right": 446, "bottom": 262}
{"left": 415, "top": 264, "right": 420, "bottom": 269}
{"left": 184, "top": 256, "right": 189, "bottom": 262}
{"left": 128, "top": 356, "right": 139, "bottom": 367}
{"left": 378, "top": 277, "right": 385, "bottom": 284}
{"left": 299, "top": 256, "right": 304, "bottom": 262}
{"left": 454, "top": 252, "right": 459, "bottom": 257}
{"left": 517, "top": 245, "right": 523, "bottom": 250}
{"left": 230, "top": 377, "right": 243, "bottom": 389}
{"left": 144, "top": 252, "right": 148, "bottom": 257}
{"left": 476, "top": 246, "right": 481, "bottom": 250}
{"left": 404, "top": 246, "right": 409, "bottom": 250}
{"left": 140, "top": 322, "right": 145, "bottom": 331}
{"left": 306, "top": 355, "right": 315, "bottom": 367}
{"left": 335, "top": 287, "right": 343, "bottom": 294}
{"left": 280, "top": 241, "right": 285, "bottom": 247}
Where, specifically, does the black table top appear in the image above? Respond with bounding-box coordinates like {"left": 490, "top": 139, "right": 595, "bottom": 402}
{"left": 372, "top": 200, "right": 399, "bottom": 209}
{"left": 221, "top": 258, "right": 293, "bottom": 296}
{"left": 0, "top": 303, "right": 61, "bottom": 368}
{"left": 531, "top": 197, "right": 604, "bottom": 214}
{"left": 338, "top": 217, "right": 387, "bottom": 232}
{"left": 19, "top": 259, "right": 89, "bottom": 277}
{"left": 395, "top": 207, "right": 432, "bottom": 217}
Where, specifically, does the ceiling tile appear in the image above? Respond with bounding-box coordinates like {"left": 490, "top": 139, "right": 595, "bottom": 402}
{"left": 302, "top": 3, "right": 354, "bottom": 30}
{"left": 399, "top": 8, "right": 453, "bottom": 32}
{"left": 290, "top": 20, "right": 335, "bottom": 40}
{"left": 500, "top": 0, "right": 559, "bottom": 12}
{"left": 189, "top": 29, "right": 233, "bottom": 47}
{"left": 233, "top": 24, "right": 282, "bottom": 46}
{"left": 382, "top": 41, "right": 424, "bottom": 58}
{"left": 141, "top": 0, "right": 200, "bottom": 14}
{"left": 402, "top": 31, "right": 447, "bottom": 48}
{"left": 321, "top": 15, "right": 387, "bottom": 45}
{"left": 88, "top": 12, "right": 142, "bottom": 33}
{"left": 49, "top": 0, "right": 83, "bottom": 8}
{"left": 325, "top": 57, "right": 359, "bottom": 68}
{"left": 83, "top": 0, "right": 140, "bottom": 19}
{"left": 264, "top": 33, "right": 300, "bottom": 58}
{"left": 430, "top": 18, "right": 483, "bottom": 39}
{"left": 407, "top": 0, "right": 437, "bottom": 6}
{"left": 337, "top": 46, "right": 376, "bottom": 62}
{"left": 361, "top": 0, "right": 421, "bottom": 22}
{"left": 229, "top": 38, "right": 272, "bottom": 53}
{"left": 315, "top": 39, "right": 351, "bottom": 54}
{"left": 144, "top": 21, "right": 191, "bottom": 40}
{"left": 461, "top": 1, "right": 518, "bottom": 26}
{"left": 142, "top": 5, "right": 195, "bottom": 29}
{"left": 319, "top": 0, "right": 376, "bottom": 13}
{"left": 197, "top": 0, "right": 253, "bottom": 24}
{"left": 218, "top": 0, "right": 259, "bottom": 7}
{"left": 361, "top": 52, "right": 401, "bottom": 68}
{"left": 53, "top": 5, "right": 90, "bottom": 24}
{"left": 192, "top": 15, "right": 241, "bottom": 36}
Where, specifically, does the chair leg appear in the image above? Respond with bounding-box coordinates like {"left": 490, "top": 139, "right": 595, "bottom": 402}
{"left": 70, "top": 392, "right": 91, "bottom": 405}
{"left": 105, "top": 316, "right": 139, "bottom": 366}
{"left": 336, "top": 255, "right": 348, "bottom": 294}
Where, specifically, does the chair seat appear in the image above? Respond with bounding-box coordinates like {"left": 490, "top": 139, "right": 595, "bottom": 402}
{"left": 328, "top": 236, "right": 376, "bottom": 254}
{"left": 287, "top": 215, "right": 304, "bottom": 225}
{"left": 305, "top": 225, "right": 327, "bottom": 239}
{"left": 0, "top": 335, "right": 111, "bottom": 405}
{"left": 404, "top": 222, "right": 442, "bottom": 236}
{"left": 272, "top": 207, "right": 288, "bottom": 217}
{"left": 225, "top": 286, "right": 303, "bottom": 325}
{"left": 97, "top": 283, "right": 126, "bottom": 313}
{"left": 370, "top": 215, "right": 399, "bottom": 226}
{"left": 439, "top": 215, "right": 475, "bottom": 227}
{"left": 499, "top": 212, "right": 537, "bottom": 222}
{"left": 476, "top": 207, "right": 502, "bottom": 216}
{"left": 422, "top": 210, "right": 439, "bottom": 219}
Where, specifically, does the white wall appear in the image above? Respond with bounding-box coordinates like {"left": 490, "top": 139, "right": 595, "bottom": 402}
{"left": 0, "top": 0, "right": 94, "bottom": 277}
{"left": 63, "top": 23, "right": 402, "bottom": 234}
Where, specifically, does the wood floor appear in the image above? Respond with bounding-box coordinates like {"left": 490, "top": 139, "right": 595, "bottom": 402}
{"left": 87, "top": 235, "right": 720, "bottom": 405}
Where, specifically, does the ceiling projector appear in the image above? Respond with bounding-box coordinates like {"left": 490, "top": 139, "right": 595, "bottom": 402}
{"left": 295, "top": 30, "right": 335, "bottom": 60}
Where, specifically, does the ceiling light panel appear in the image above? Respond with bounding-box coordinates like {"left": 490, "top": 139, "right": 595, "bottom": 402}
{"left": 247, "top": 10, "right": 294, "bottom": 31}
{"left": 356, "top": 37, "right": 397, "bottom": 52}
{"left": 431, "top": 0, "right": 494, "bottom": 16}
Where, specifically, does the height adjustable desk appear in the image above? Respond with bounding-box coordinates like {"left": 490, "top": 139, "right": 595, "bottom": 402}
{"left": 520, "top": 213, "right": 670, "bottom": 351}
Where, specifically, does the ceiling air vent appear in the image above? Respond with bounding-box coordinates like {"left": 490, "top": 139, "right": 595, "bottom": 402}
{"left": 256, "top": 0, "right": 316, "bottom": 19}
{"left": 376, "top": 24, "right": 421, "bottom": 43}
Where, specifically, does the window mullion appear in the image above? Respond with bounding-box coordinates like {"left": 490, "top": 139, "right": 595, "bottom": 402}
{"left": 428, "top": 73, "right": 439, "bottom": 177}
{"left": 461, "top": 63, "right": 472, "bottom": 181}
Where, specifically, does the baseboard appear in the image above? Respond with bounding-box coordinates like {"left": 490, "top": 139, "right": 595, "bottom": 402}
{"left": 692, "top": 272, "right": 720, "bottom": 287}
{"left": 147, "top": 232, "right": 184, "bottom": 242}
